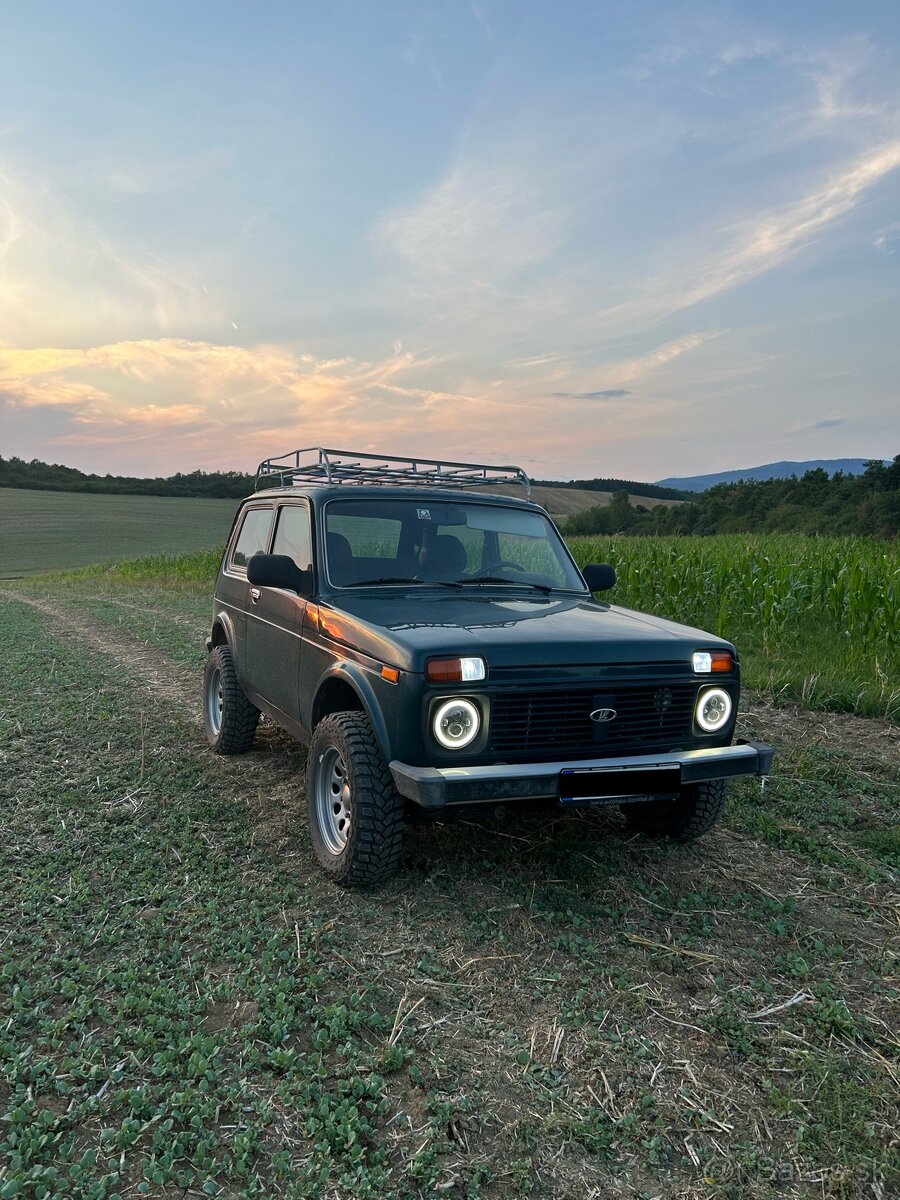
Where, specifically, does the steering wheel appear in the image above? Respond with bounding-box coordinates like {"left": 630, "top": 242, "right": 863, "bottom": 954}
{"left": 471, "top": 560, "right": 528, "bottom": 577}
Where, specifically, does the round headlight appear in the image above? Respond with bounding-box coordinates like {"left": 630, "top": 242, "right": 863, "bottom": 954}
{"left": 695, "top": 687, "right": 732, "bottom": 733}
{"left": 433, "top": 698, "right": 480, "bottom": 749}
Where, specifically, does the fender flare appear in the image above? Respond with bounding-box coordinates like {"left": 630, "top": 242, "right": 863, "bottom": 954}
{"left": 207, "top": 609, "right": 237, "bottom": 655}
{"left": 312, "top": 661, "right": 392, "bottom": 762}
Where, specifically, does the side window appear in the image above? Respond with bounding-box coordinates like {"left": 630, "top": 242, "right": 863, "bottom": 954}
{"left": 272, "top": 505, "right": 313, "bottom": 571}
{"left": 230, "top": 507, "right": 273, "bottom": 569}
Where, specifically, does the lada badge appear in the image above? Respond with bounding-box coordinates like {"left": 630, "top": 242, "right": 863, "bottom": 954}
{"left": 590, "top": 708, "right": 617, "bottom": 723}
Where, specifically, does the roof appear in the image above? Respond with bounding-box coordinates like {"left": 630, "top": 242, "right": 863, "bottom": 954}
{"left": 246, "top": 483, "right": 547, "bottom": 511}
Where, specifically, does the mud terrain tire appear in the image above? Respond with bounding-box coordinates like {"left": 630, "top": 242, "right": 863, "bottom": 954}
{"left": 203, "top": 645, "right": 260, "bottom": 754}
{"left": 621, "top": 779, "right": 727, "bottom": 841}
{"left": 307, "top": 711, "right": 405, "bottom": 886}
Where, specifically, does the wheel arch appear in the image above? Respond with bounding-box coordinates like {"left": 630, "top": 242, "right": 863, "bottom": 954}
{"left": 311, "top": 665, "right": 391, "bottom": 761}
{"left": 209, "top": 610, "right": 236, "bottom": 653}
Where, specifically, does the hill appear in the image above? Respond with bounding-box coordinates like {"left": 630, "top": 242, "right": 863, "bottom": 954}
{"left": 568, "top": 456, "right": 899, "bottom": 538}
{"left": 479, "top": 483, "right": 680, "bottom": 516}
{"left": 0, "top": 487, "right": 238, "bottom": 578}
{"left": 658, "top": 458, "right": 889, "bottom": 492}
{"left": 1, "top": 455, "right": 680, "bottom": 520}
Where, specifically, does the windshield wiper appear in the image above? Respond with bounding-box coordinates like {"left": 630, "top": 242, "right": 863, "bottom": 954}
{"left": 456, "top": 576, "right": 553, "bottom": 594}
{"left": 351, "top": 576, "right": 463, "bottom": 588}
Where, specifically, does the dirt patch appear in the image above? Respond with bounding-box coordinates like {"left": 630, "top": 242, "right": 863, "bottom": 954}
{"left": 740, "top": 693, "right": 899, "bottom": 764}
{"left": 2, "top": 589, "right": 202, "bottom": 722}
{"left": 203, "top": 999, "right": 260, "bottom": 1031}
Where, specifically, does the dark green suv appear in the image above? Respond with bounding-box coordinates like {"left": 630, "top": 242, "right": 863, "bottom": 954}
{"left": 204, "top": 448, "right": 772, "bottom": 885}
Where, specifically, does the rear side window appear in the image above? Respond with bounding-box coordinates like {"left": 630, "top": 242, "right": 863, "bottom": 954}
{"left": 230, "top": 507, "right": 273, "bottom": 569}
{"left": 272, "top": 505, "right": 313, "bottom": 571}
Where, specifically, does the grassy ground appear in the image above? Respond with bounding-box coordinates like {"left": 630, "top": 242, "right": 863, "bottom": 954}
{"left": 0, "top": 572, "right": 897, "bottom": 1199}
{"left": 0, "top": 489, "right": 239, "bottom": 578}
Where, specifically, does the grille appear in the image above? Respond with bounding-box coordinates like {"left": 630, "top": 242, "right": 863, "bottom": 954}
{"left": 488, "top": 684, "right": 699, "bottom": 756}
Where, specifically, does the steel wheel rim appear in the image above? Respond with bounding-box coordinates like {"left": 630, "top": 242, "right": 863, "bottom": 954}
{"left": 315, "top": 746, "right": 352, "bottom": 856}
{"left": 206, "top": 665, "right": 224, "bottom": 735}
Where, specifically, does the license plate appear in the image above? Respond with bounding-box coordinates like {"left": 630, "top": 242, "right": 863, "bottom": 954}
{"left": 559, "top": 765, "right": 681, "bottom": 806}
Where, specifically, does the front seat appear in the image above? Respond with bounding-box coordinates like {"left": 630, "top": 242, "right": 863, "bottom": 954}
{"left": 326, "top": 532, "right": 356, "bottom": 585}
{"left": 419, "top": 534, "right": 467, "bottom": 581}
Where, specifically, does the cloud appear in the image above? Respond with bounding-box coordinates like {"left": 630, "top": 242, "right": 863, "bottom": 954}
{"left": 0, "top": 333, "right": 703, "bottom": 478}
{"left": 873, "top": 223, "right": 900, "bottom": 254}
{"left": 620, "top": 333, "right": 721, "bottom": 379}
{"left": 376, "top": 156, "right": 567, "bottom": 287}
{"left": 0, "top": 162, "right": 218, "bottom": 344}
{"left": 0, "top": 338, "right": 484, "bottom": 470}
{"left": 813, "top": 417, "right": 845, "bottom": 429}
{"left": 600, "top": 142, "right": 900, "bottom": 328}
{"left": 542, "top": 333, "right": 719, "bottom": 407}
{"left": 551, "top": 389, "right": 632, "bottom": 400}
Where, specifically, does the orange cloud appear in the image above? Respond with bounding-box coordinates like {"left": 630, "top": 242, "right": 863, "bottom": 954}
{"left": 0, "top": 332, "right": 715, "bottom": 478}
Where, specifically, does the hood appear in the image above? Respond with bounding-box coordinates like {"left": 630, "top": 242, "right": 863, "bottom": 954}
{"left": 315, "top": 590, "right": 733, "bottom": 672}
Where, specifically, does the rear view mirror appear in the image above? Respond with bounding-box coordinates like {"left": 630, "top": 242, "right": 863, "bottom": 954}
{"left": 582, "top": 562, "right": 616, "bottom": 592}
{"left": 247, "top": 553, "right": 312, "bottom": 596}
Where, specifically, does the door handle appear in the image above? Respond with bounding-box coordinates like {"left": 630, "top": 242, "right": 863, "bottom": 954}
{"left": 250, "top": 588, "right": 260, "bottom": 604}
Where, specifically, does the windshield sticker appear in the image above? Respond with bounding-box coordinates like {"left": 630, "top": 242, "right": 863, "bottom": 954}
{"left": 416, "top": 508, "right": 432, "bottom": 520}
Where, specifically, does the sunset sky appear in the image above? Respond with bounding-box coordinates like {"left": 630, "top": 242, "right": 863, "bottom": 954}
{"left": 1, "top": 0, "right": 899, "bottom": 482}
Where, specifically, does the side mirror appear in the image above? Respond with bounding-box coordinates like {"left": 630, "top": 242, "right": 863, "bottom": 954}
{"left": 247, "top": 553, "right": 312, "bottom": 596}
{"left": 582, "top": 562, "right": 616, "bottom": 592}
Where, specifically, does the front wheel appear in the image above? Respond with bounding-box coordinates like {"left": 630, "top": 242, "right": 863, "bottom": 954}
{"left": 620, "top": 779, "right": 727, "bottom": 841}
{"left": 306, "top": 712, "right": 404, "bottom": 886}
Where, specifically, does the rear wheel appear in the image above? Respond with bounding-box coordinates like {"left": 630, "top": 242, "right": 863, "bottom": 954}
{"left": 620, "top": 779, "right": 727, "bottom": 841}
{"left": 203, "top": 645, "right": 259, "bottom": 754}
{"left": 307, "top": 712, "right": 404, "bottom": 886}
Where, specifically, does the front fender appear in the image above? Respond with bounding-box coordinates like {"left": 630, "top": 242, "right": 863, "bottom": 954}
{"left": 312, "top": 661, "right": 393, "bottom": 762}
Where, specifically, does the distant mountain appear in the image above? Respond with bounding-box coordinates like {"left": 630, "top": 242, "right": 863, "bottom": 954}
{"left": 657, "top": 459, "right": 889, "bottom": 493}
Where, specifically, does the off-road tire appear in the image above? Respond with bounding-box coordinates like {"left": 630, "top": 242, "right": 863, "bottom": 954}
{"left": 620, "top": 779, "right": 727, "bottom": 841}
{"left": 307, "top": 712, "right": 404, "bottom": 887}
{"left": 203, "top": 645, "right": 259, "bottom": 754}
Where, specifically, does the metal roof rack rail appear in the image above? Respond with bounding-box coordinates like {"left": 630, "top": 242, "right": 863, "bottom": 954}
{"left": 255, "top": 447, "right": 532, "bottom": 498}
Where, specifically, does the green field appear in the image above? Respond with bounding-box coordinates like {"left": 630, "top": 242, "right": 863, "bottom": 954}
{"left": 1, "top": 486, "right": 680, "bottom": 578}
{"left": 0, "top": 488, "right": 240, "bottom": 578}
{"left": 0, "top": 564, "right": 897, "bottom": 1199}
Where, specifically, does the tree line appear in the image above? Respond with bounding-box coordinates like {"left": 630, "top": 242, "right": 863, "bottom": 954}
{"left": 536, "top": 475, "right": 688, "bottom": 500}
{"left": 0, "top": 456, "right": 254, "bottom": 498}
{"left": 565, "top": 458, "right": 900, "bottom": 539}
{"left": 3, "top": 453, "right": 897, "bottom": 536}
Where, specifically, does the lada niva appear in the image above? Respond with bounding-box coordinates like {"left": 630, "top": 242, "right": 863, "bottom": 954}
{"left": 204, "top": 448, "right": 772, "bottom": 885}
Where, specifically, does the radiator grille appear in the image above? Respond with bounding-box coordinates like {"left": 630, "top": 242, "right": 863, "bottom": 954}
{"left": 488, "top": 684, "right": 699, "bottom": 756}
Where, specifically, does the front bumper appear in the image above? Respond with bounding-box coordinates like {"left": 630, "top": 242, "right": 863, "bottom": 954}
{"left": 390, "top": 740, "right": 773, "bottom": 809}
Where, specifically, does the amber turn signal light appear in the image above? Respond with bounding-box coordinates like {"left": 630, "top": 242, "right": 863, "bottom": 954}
{"left": 426, "top": 656, "right": 487, "bottom": 683}
{"left": 693, "top": 650, "right": 734, "bottom": 674}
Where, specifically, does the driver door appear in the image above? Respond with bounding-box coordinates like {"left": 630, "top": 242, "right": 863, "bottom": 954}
{"left": 244, "top": 501, "right": 313, "bottom": 720}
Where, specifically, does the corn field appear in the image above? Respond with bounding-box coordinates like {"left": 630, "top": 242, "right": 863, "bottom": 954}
{"left": 568, "top": 534, "right": 900, "bottom": 718}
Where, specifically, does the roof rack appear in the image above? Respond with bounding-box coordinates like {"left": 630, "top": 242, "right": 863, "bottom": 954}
{"left": 255, "top": 447, "right": 532, "bottom": 498}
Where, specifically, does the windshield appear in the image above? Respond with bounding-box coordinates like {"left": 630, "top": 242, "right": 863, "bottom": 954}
{"left": 323, "top": 497, "right": 585, "bottom": 591}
